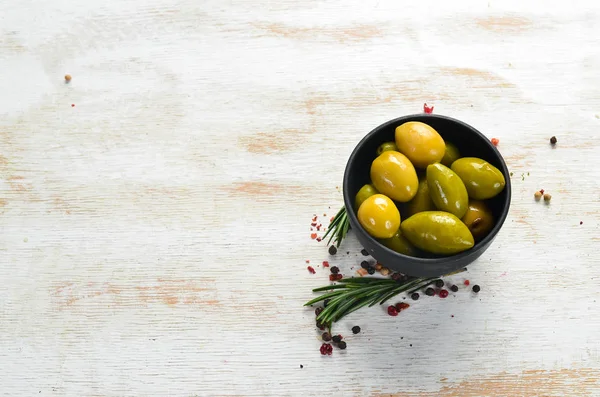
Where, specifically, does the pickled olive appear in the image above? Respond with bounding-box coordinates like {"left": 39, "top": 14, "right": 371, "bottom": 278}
{"left": 354, "top": 184, "right": 378, "bottom": 210}
{"left": 441, "top": 142, "right": 461, "bottom": 167}
{"left": 462, "top": 200, "right": 494, "bottom": 241}
{"left": 376, "top": 141, "right": 399, "bottom": 156}
{"left": 451, "top": 157, "right": 506, "bottom": 200}
{"left": 370, "top": 151, "right": 418, "bottom": 203}
{"left": 404, "top": 177, "right": 435, "bottom": 218}
{"left": 357, "top": 194, "right": 401, "bottom": 239}
{"left": 395, "top": 122, "right": 445, "bottom": 168}
{"left": 400, "top": 211, "right": 474, "bottom": 255}
{"left": 426, "top": 163, "right": 469, "bottom": 219}
{"left": 379, "top": 230, "right": 418, "bottom": 256}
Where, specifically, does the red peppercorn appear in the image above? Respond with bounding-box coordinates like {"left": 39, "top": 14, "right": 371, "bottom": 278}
{"left": 580, "top": 221, "right": 583, "bottom": 225}
{"left": 329, "top": 274, "right": 343, "bottom": 281}
{"left": 464, "top": 280, "right": 470, "bottom": 286}
{"left": 539, "top": 189, "right": 545, "bottom": 194}
{"left": 423, "top": 103, "right": 434, "bottom": 114}
{"left": 322, "top": 261, "right": 330, "bottom": 267}
{"left": 311, "top": 222, "right": 317, "bottom": 227}
{"left": 315, "top": 307, "right": 323, "bottom": 316}
{"left": 307, "top": 266, "right": 316, "bottom": 274}
{"left": 439, "top": 289, "right": 449, "bottom": 298}
{"left": 316, "top": 237, "right": 322, "bottom": 242}
{"left": 387, "top": 306, "right": 399, "bottom": 316}
{"left": 320, "top": 343, "right": 333, "bottom": 355}
{"left": 491, "top": 137, "right": 499, "bottom": 146}
{"left": 396, "top": 302, "right": 410, "bottom": 311}
{"left": 305, "top": 260, "right": 310, "bottom": 263}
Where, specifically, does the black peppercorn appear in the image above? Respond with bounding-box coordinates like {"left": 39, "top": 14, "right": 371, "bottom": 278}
{"left": 360, "top": 261, "right": 370, "bottom": 269}
{"left": 338, "top": 341, "right": 347, "bottom": 349}
{"left": 315, "top": 307, "right": 323, "bottom": 316}
{"left": 472, "top": 285, "right": 481, "bottom": 293}
{"left": 367, "top": 267, "right": 376, "bottom": 275}
{"left": 411, "top": 292, "right": 419, "bottom": 301}
{"left": 322, "top": 332, "right": 332, "bottom": 342}
{"left": 425, "top": 287, "right": 435, "bottom": 296}
{"left": 323, "top": 299, "right": 330, "bottom": 308}
{"left": 351, "top": 326, "right": 361, "bottom": 334}
{"left": 332, "top": 335, "right": 342, "bottom": 343}
{"left": 391, "top": 273, "right": 402, "bottom": 282}
{"left": 316, "top": 321, "right": 325, "bottom": 330}
{"left": 328, "top": 245, "right": 337, "bottom": 255}
{"left": 450, "top": 285, "right": 459, "bottom": 292}
{"left": 435, "top": 279, "right": 444, "bottom": 288}
{"left": 361, "top": 248, "right": 369, "bottom": 256}
{"left": 550, "top": 136, "right": 557, "bottom": 145}
{"left": 330, "top": 266, "right": 339, "bottom": 274}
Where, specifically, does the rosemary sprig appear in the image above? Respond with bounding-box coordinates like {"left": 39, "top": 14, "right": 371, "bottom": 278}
{"left": 305, "top": 268, "right": 467, "bottom": 327}
{"left": 322, "top": 206, "right": 349, "bottom": 247}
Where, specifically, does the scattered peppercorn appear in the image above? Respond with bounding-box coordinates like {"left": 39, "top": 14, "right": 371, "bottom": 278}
{"left": 534, "top": 191, "right": 542, "bottom": 201}
{"left": 316, "top": 321, "right": 325, "bottom": 330}
{"left": 391, "top": 273, "right": 402, "bottom": 282}
{"left": 464, "top": 280, "right": 470, "bottom": 286}
{"left": 424, "top": 103, "right": 434, "bottom": 114}
{"left": 396, "top": 302, "right": 410, "bottom": 311}
{"left": 329, "top": 274, "right": 343, "bottom": 281}
{"left": 374, "top": 263, "right": 383, "bottom": 271}
{"left": 472, "top": 285, "right": 481, "bottom": 293}
{"left": 315, "top": 307, "right": 323, "bottom": 316}
{"left": 387, "top": 305, "right": 399, "bottom": 316}
{"left": 71, "top": 104, "right": 75, "bottom": 107}
{"left": 411, "top": 292, "right": 419, "bottom": 300}
{"left": 64, "top": 74, "right": 72, "bottom": 82}
{"left": 322, "top": 261, "right": 330, "bottom": 267}
{"left": 580, "top": 221, "right": 583, "bottom": 225}
{"left": 435, "top": 279, "right": 445, "bottom": 288}
{"left": 361, "top": 249, "right": 369, "bottom": 256}
{"left": 320, "top": 343, "right": 333, "bottom": 355}
{"left": 425, "top": 288, "right": 435, "bottom": 296}
{"left": 322, "top": 332, "right": 332, "bottom": 342}
{"left": 450, "top": 285, "right": 459, "bottom": 292}
{"left": 543, "top": 193, "right": 552, "bottom": 202}
{"left": 550, "top": 136, "right": 557, "bottom": 145}
{"left": 367, "top": 267, "right": 376, "bottom": 275}
{"left": 310, "top": 233, "right": 317, "bottom": 240}
{"left": 332, "top": 335, "right": 342, "bottom": 343}
{"left": 379, "top": 267, "right": 390, "bottom": 276}
{"left": 539, "top": 189, "right": 544, "bottom": 194}
{"left": 307, "top": 266, "right": 315, "bottom": 274}
{"left": 328, "top": 245, "right": 337, "bottom": 255}
{"left": 439, "top": 289, "right": 449, "bottom": 298}
{"left": 330, "top": 266, "right": 339, "bottom": 274}
{"left": 338, "top": 341, "right": 347, "bottom": 350}
{"left": 300, "top": 365, "right": 303, "bottom": 368}
{"left": 360, "top": 261, "right": 370, "bottom": 269}
{"left": 323, "top": 299, "right": 330, "bottom": 308}
{"left": 491, "top": 137, "right": 499, "bottom": 146}
{"left": 352, "top": 326, "right": 361, "bottom": 334}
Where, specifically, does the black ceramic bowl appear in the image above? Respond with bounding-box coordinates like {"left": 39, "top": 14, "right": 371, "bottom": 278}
{"left": 343, "top": 114, "right": 511, "bottom": 277}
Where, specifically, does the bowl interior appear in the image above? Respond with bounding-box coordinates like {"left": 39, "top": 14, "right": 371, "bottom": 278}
{"left": 343, "top": 114, "right": 511, "bottom": 268}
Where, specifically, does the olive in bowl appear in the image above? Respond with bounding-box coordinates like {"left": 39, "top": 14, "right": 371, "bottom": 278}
{"left": 342, "top": 114, "right": 511, "bottom": 277}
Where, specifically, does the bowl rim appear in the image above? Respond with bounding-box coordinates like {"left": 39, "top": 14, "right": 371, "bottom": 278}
{"left": 342, "top": 113, "right": 512, "bottom": 264}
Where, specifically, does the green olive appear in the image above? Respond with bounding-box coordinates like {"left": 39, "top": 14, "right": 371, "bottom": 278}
{"left": 441, "top": 142, "right": 461, "bottom": 167}
{"left": 380, "top": 230, "right": 418, "bottom": 256}
{"left": 354, "top": 184, "right": 378, "bottom": 211}
{"left": 357, "top": 194, "right": 401, "bottom": 239}
{"left": 376, "top": 141, "right": 399, "bottom": 156}
{"left": 400, "top": 211, "right": 474, "bottom": 255}
{"left": 451, "top": 157, "right": 506, "bottom": 200}
{"left": 426, "top": 163, "right": 469, "bottom": 219}
{"left": 404, "top": 177, "right": 435, "bottom": 218}
{"left": 462, "top": 200, "right": 494, "bottom": 241}
{"left": 395, "top": 121, "right": 445, "bottom": 168}
{"left": 370, "top": 151, "right": 419, "bottom": 202}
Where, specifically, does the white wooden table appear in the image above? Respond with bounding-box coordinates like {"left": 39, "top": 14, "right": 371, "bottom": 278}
{"left": 1, "top": 1, "right": 599, "bottom": 396}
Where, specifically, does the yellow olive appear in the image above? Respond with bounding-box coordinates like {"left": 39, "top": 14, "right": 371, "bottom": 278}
{"left": 401, "top": 211, "right": 474, "bottom": 255}
{"left": 376, "top": 141, "right": 399, "bottom": 156}
{"left": 395, "top": 121, "right": 445, "bottom": 168}
{"left": 357, "top": 194, "right": 401, "bottom": 239}
{"left": 380, "top": 230, "right": 418, "bottom": 256}
{"left": 441, "top": 142, "right": 461, "bottom": 167}
{"left": 370, "top": 151, "right": 418, "bottom": 202}
{"left": 462, "top": 200, "right": 495, "bottom": 242}
{"left": 354, "top": 184, "right": 378, "bottom": 211}
{"left": 451, "top": 157, "right": 506, "bottom": 200}
{"left": 426, "top": 163, "right": 469, "bottom": 219}
{"left": 404, "top": 177, "right": 435, "bottom": 218}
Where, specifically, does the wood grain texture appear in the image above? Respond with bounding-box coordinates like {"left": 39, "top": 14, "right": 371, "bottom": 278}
{"left": 1, "top": 0, "right": 600, "bottom": 396}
